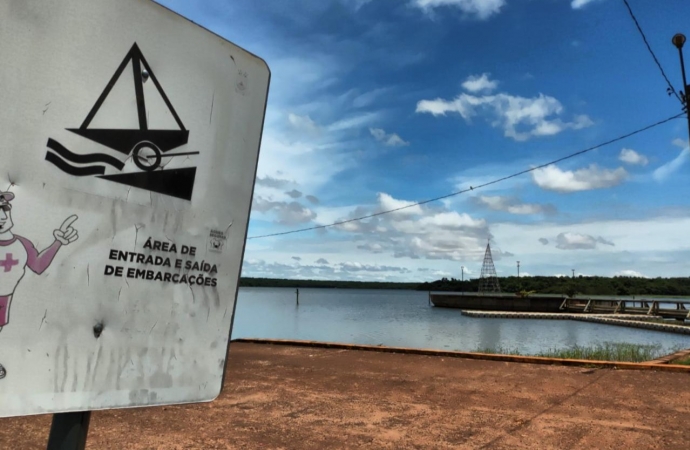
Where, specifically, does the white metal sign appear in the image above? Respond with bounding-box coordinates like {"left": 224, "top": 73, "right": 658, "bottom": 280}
{"left": 0, "top": 0, "right": 269, "bottom": 417}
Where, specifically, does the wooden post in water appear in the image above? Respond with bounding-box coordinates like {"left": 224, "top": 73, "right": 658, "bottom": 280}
{"left": 296, "top": 288, "right": 299, "bottom": 306}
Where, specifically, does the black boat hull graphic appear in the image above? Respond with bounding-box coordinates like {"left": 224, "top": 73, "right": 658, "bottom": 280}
{"left": 99, "top": 168, "right": 196, "bottom": 201}
{"left": 67, "top": 128, "right": 190, "bottom": 171}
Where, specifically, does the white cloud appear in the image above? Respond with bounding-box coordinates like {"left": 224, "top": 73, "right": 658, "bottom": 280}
{"left": 556, "top": 232, "right": 614, "bottom": 250}
{"left": 267, "top": 56, "right": 339, "bottom": 105}
{"left": 288, "top": 113, "right": 319, "bottom": 134}
{"left": 493, "top": 216, "right": 690, "bottom": 259}
{"left": 413, "top": 0, "right": 506, "bottom": 19}
{"left": 416, "top": 80, "right": 593, "bottom": 141}
{"left": 256, "top": 175, "right": 293, "bottom": 189}
{"left": 351, "top": 0, "right": 374, "bottom": 11}
{"left": 255, "top": 123, "right": 353, "bottom": 201}
{"left": 506, "top": 204, "right": 546, "bottom": 215}
{"left": 618, "top": 148, "right": 648, "bottom": 166}
{"left": 357, "top": 242, "right": 385, "bottom": 253}
{"left": 328, "top": 112, "right": 382, "bottom": 132}
{"left": 672, "top": 138, "right": 689, "bottom": 148}
{"left": 250, "top": 50, "right": 382, "bottom": 223}
{"left": 475, "top": 195, "right": 555, "bottom": 215}
{"left": 378, "top": 193, "right": 423, "bottom": 215}
{"left": 308, "top": 193, "right": 495, "bottom": 263}
{"left": 418, "top": 211, "right": 486, "bottom": 228}
{"left": 451, "top": 158, "right": 533, "bottom": 197}
{"left": 571, "top": 0, "right": 604, "bottom": 9}
{"left": 351, "top": 87, "right": 394, "bottom": 108}
{"left": 369, "top": 128, "right": 410, "bottom": 147}
{"left": 342, "top": 262, "right": 411, "bottom": 273}
{"left": 532, "top": 164, "right": 627, "bottom": 193}
{"left": 252, "top": 197, "right": 317, "bottom": 225}
{"left": 247, "top": 207, "right": 690, "bottom": 281}
{"left": 614, "top": 270, "right": 647, "bottom": 278}
{"left": 653, "top": 148, "right": 690, "bottom": 182}
{"left": 234, "top": 26, "right": 375, "bottom": 239}
{"left": 242, "top": 259, "right": 413, "bottom": 281}
{"left": 461, "top": 73, "right": 498, "bottom": 93}
{"left": 433, "top": 270, "right": 453, "bottom": 277}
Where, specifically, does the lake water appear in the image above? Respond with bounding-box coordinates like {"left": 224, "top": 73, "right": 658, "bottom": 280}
{"left": 231, "top": 287, "right": 690, "bottom": 354}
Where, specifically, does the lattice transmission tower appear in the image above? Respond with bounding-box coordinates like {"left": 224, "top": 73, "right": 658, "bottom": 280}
{"left": 478, "top": 242, "right": 501, "bottom": 293}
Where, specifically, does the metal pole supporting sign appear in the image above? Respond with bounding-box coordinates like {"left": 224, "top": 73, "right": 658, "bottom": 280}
{"left": 46, "top": 411, "right": 91, "bottom": 450}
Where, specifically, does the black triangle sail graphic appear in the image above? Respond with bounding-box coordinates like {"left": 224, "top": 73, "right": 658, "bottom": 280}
{"left": 46, "top": 42, "right": 199, "bottom": 201}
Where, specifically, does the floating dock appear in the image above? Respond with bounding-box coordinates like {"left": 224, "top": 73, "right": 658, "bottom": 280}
{"left": 430, "top": 292, "right": 690, "bottom": 320}
{"left": 430, "top": 292, "right": 566, "bottom": 312}
{"left": 459, "top": 310, "right": 690, "bottom": 335}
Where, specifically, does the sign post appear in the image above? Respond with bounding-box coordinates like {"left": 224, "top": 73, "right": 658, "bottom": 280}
{"left": 0, "top": 0, "right": 270, "bottom": 445}
{"left": 46, "top": 411, "right": 91, "bottom": 450}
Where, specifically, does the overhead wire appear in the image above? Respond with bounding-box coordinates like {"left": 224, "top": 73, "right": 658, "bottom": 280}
{"left": 247, "top": 112, "right": 684, "bottom": 240}
{"left": 622, "top": 0, "right": 683, "bottom": 105}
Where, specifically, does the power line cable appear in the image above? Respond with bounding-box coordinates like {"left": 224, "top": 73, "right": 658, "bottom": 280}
{"left": 247, "top": 112, "right": 684, "bottom": 240}
{"left": 622, "top": 0, "right": 683, "bottom": 104}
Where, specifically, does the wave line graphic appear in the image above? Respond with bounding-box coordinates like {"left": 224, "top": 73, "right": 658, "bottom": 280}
{"left": 45, "top": 151, "right": 106, "bottom": 176}
{"left": 47, "top": 138, "right": 125, "bottom": 170}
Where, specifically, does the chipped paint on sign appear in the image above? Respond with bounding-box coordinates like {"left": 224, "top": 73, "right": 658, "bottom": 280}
{"left": 0, "top": 0, "right": 269, "bottom": 417}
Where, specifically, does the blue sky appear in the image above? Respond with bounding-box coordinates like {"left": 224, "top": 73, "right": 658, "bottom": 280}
{"left": 160, "top": 0, "right": 690, "bottom": 281}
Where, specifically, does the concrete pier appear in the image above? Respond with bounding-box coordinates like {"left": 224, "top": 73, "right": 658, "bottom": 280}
{"left": 460, "top": 310, "right": 690, "bottom": 335}
{"left": 431, "top": 292, "right": 690, "bottom": 320}
{"left": 430, "top": 292, "right": 566, "bottom": 312}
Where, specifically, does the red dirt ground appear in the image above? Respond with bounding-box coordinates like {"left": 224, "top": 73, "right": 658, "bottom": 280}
{"left": 2, "top": 342, "right": 690, "bottom": 449}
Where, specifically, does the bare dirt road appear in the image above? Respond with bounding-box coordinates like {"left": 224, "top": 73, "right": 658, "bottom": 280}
{"left": 2, "top": 341, "right": 690, "bottom": 449}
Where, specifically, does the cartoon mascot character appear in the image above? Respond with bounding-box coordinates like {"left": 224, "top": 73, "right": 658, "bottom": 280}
{"left": 0, "top": 192, "right": 78, "bottom": 379}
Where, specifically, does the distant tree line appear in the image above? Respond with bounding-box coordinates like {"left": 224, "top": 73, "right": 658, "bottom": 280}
{"left": 418, "top": 276, "right": 690, "bottom": 297}
{"left": 239, "top": 277, "right": 419, "bottom": 290}
{"left": 240, "top": 276, "right": 690, "bottom": 296}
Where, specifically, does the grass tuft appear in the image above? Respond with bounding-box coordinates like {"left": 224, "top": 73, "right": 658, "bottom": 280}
{"left": 476, "top": 342, "right": 670, "bottom": 363}
{"left": 672, "top": 357, "right": 690, "bottom": 365}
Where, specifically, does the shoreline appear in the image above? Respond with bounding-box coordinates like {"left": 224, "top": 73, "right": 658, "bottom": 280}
{"left": 233, "top": 338, "right": 690, "bottom": 370}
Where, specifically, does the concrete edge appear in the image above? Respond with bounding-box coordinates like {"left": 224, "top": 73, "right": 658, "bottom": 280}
{"left": 231, "top": 338, "right": 690, "bottom": 373}
{"left": 648, "top": 348, "right": 690, "bottom": 365}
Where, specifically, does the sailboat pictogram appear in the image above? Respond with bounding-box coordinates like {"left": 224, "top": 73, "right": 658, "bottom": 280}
{"left": 45, "top": 43, "right": 199, "bottom": 201}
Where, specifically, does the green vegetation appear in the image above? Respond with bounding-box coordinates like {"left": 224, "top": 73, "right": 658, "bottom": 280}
{"left": 240, "top": 275, "right": 690, "bottom": 297}
{"left": 516, "top": 289, "right": 536, "bottom": 298}
{"left": 239, "top": 277, "right": 418, "bottom": 290}
{"left": 672, "top": 357, "right": 690, "bottom": 365}
{"left": 420, "top": 275, "right": 690, "bottom": 297}
{"left": 476, "top": 342, "right": 672, "bottom": 363}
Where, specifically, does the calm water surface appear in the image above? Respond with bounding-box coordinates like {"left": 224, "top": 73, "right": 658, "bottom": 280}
{"left": 231, "top": 287, "right": 690, "bottom": 354}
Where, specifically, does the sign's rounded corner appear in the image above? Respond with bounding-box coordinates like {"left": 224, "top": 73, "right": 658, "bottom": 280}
{"left": 257, "top": 56, "right": 271, "bottom": 79}
{"left": 206, "top": 387, "right": 224, "bottom": 403}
